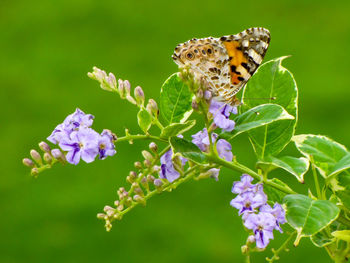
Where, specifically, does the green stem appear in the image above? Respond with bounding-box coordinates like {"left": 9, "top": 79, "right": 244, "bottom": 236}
{"left": 205, "top": 153, "right": 296, "bottom": 195}
{"left": 116, "top": 134, "right": 167, "bottom": 143}
{"left": 266, "top": 231, "right": 296, "bottom": 262}
{"left": 310, "top": 156, "right": 322, "bottom": 199}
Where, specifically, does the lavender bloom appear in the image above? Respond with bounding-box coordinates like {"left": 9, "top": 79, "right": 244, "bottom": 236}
{"left": 260, "top": 203, "right": 286, "bottom": 233}
{"left": 47, "top": 108, "right": 94, "bottom": 144}
{"left": 98, "top": 130, "right": 117, "bottom": 160}
{"left": 209, "top": 100, "right": 237, "bottom": 132}
{"left": 232, "top": 174, "right": 255, "bottom": 194}
{"left": 244, "top": 212, "right": 276, "bottom": 249}
{"left": 216, "top": 139, "right": 233, "bottom": 162}
{"left": 159, "top": 149, "right": 187, "bottom": 183}
{"left": 59, "top": 128, "right": 99, "bottom": 165}
{"left": 230, "top": 191, "right": 267, "bottom": 215}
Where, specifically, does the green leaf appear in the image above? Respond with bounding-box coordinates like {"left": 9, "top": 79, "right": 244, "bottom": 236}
{"left": 263, "top": 178, "right": 292, "bottom": 203}
{"left": 169, "top": 136, "right": 206, "bottom": 164}
{"left": 332, "top": 173, "right": 350, "bottom": 211}
{"left": 160, "top": 120, "right": 196, "bottom": 139}
{"left": 329, "top": 153, "right": 350, "bottom": 177}
{"left": 242, "top": 57, "right": 298, "bottom": 159}
{"left": 137, "top": 109, "right": 152, "bottom": 133}
{"left": 220, "top": 104, "right": 294, "bottom": 140}
{"left": 258, "top": 156, "right": 309, "bottom": 183}
{"left": 311, "top": 231, "right": 335, "bottom": 247}
{"left": 284, "top": 194, "right": 340, "bottom": 246}
{"left": 160, "top": 73, "right": 193, "bottom": 124}
{"left": 293, "top": 134, "right": 348, "bottom": 177}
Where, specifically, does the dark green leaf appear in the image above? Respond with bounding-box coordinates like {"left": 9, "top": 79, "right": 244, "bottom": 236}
{"left": 311, "top": 231, "right": 335, "bottom": 247}
{"left": 221, "top": 104, "right": 294, "bottom": 140}
{"left": 160, "top": 120, "right": 196, "bottom": 139}
{"left": 160, "top": 73, "right": 193, "bottom": 124}
{"left": 293, "top": 134, "right": 348, "bottom": 177}
{"left": 242, "top": 57, "right": 298, "bottom": 159}
{"left": 284, "top": 194, "right": 340, "bottom": 246}
{"left": 169, "top": 136, "right": 206, "bottom": 164}
{"left": 137, "top": 109, "right": 152, "bottom": 133}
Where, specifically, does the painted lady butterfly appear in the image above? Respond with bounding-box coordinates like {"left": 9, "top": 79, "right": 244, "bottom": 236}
{"left": 172, "top": 27, "right": 270, "bottom": 106}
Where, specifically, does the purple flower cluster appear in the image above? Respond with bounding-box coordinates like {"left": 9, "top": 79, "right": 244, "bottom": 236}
{"left": 47, "top": 108, "right": 116, "bottom": 165}
{"left": 230, "top": 174, "right": 286, "bottom": 249}
{"left": 159, "top": 149, "right": 187, "bottom": 183}
{"left": 209, "top": 99, "right": 237, "bottom": 132}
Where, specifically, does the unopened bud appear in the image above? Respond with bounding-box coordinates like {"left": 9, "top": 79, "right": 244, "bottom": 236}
{"left": 43, "top": 153, "right": 52, "bottom": 164}
{"left": 196, "top": 89, "right": 203, "bottom": 99}
{"left": 134, "top": 187, "right": 144, "bottom": 196}
{"left": 125, "top": 196, "right": 133, "bottom": 206}
{"left": 97, "top": 213, "right": 107, "bottom": 219}
{"left": 103, "top": 205, "right": 113, "bottom": 212}
{"left": 30, "top": 150, "right": 42, "bottom": 165}
{"left": 117, "top": 204, "right": 124, "bottom": 211}
{"left": 154, "top": 179, "right": 163, "bottom": 190}
{"left": 105, "top": 220, "right": 112, "bottom": 232}
{"left": 107, "top": 73, "right": 117, "bottom": 90}
{"left": 142, "top": 150, "right": 153, "bottom": 162}
{"left": 133, "top": 194, "right": 146, "bottom": 205}
{"left": 141, "top": 177, "right": 149, "bottom": 191}
{"left": 39, "top": 141, "right": 51, "bottom": 153}
{"left": 134, "top": 86, "right": 145, "bottom": 106}
{"left": 134, "top": 161, "right": 142, "bottom": 169}
{"left": 153, "top": 165, "right": 161, "bottom": 173}
{"left": 124, "top": 80, "right": 131, "bottom": 95}
{"left": 149, "top": 142, "right": 158, "bottom": 153}
{"left": 51, "top": 149, "right": 65, "bottom": 163}
{"left": 127, "top": 171, "right": 137, "bottom": 183}
{"left": 23, "top": 158, "right": 34, "bottom": 168}
{"left": 147, "top": 175, "right": 155, "bottom": 183}
{"left": 114, "top": 200, "right": 120, "bottom": 207}
{"left": 143, "top": 159, "right": 151, "bottom": 167}
{"left": 191, "top": 100, "right": 198, "bottom": 110}
{"left": 204, "top": 90, "right": 212, "bottom": 100}
{"left": 247, "top": 235, "right": 255, "bottom": 244}
{"left": 118, "top": 79, "right": 126, "bottom": 98}
{"left": 146, "top": 99, "right": 159, "bottom": 116}
{"left": 31, "top": 167, "right": 39, "bottom": 177}
{"left": 241, "top": 245, "right": 249, "bottom": 254}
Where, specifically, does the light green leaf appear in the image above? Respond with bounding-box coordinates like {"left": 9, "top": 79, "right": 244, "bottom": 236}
{"left": 169, "top": 136, "right": 206, "bottom": 164}
{"left": 329, "top": 153, "right": 350, "bottom": 177}
{"left": 160, "top": 120, "right": 196, "bottom": 139}
{"left": 293, "top": 134, "right": 348, "bottom": 178}
{"left": 242, "top": 57, "right": 298, "bottom": 159}
{"left": 311, "top": 231, "right": 335, "bottom": 247}
{"left": 284, "top": 194, "right": 340, "bottom": 246}
{"left": 137, "top": 109, "right": 152, "bottom": 133}
{"left": 160, "top": 73, "right": 193, "bottom": 124}
{"left": 258, "top": 156, "right": 309, "bottom": 183}
{"left": 220, "top": 104, "right": 294, "bottom": 140}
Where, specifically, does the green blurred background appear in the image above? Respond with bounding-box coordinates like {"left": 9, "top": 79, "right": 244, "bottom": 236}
{"left": 1, "top": 0, "right": 350, "bottom": 262}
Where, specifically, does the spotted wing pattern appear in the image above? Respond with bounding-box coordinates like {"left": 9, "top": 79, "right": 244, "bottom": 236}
{"left": 172, "top": 27, "right": 270, "bottom": 105}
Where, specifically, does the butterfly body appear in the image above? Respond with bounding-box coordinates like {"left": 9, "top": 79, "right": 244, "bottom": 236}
{"left": 172, "top": 27, "right": 270, "bottom": 105}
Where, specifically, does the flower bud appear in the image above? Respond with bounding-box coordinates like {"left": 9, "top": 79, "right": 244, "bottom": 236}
{"left": 39, "top": 141, "right": 51, "bottom": 153}
{"left": 196, "top": 89, "right": 203, "bottom": 99}
{"left": 154, "top": 179, "right": 163, "bottom": 191}
{"left": 153, "top": 165, "right": 161, "bottom": 173}
{"left": 191, "top": 100, "right": 198, "bottom": 110}
{"left": 143, "top": 159, "right": 151, "bottom": 168}
{"left": 114, "top": 200, "right": 120, "bottom": 207}
{"left": 125, "top": 196, "right": 133, "bottom": 206}
{"left": 124, "top": 80, "right": 131, "bottom": 95}
{"left": 146, "top": 99, "right": 159, "bottom": 116}
{"left": 141, "top": 177, "right": 149, "bottom": 191}
{"left": 104, "top": 205, "right": 113, "bottom": 212}
{"left": 51, "top": 149, "right": 66, "bottom": 163}
{"left": 241, "top": 245, "right": 249, "bottom": 254}
{"left": 204, "top": 90, "right": 212, "bottom": 100}
{"left": 105, "top": 220, "right": 112, "bottom": 232}
{"left": 117, "top": 204, "right": 124, "bottom": 211}
{"left": 134, "top": 86, "right": 145, "bottom": 106}
{"left": 134, "top": 187, "right": 144, "bottom": 196}
{"left": 127, "top": 171, "right": 137, "bottom": 183}
{"left": 118, "top": 79, "right": 126, "bottom": 98}
{"left": 31, "top": 167, "right": 39, "bottom": 177}
{"left": 23, "top": 158, "right": 34, "bottom": 168}
{"left": 107, "top": 73, "right": 117, "bottom": 90}
{"left": 149, "top": 142, "right": 158, "bottom": 153}
{"left": 30, "top": 150, "right": 42, "bottom": 165}
{"left": 147, "top": 175, "right": 155, "bottom": 183}
{"left": 247, "top": 235, "right": 256, "bottom": 244}
{"left": 97, "top": 213, "right": 107, "bottom": 220}
{"left": 134, "top": 161, "right": 142, "bottom": 169}
{"left": 133, "top": 194, "right": 146, "bottom": 206}
{"left": 43, "top": 153, "right": 52, "bottom": 164}
{"left": 142, "top": 150, "right": 153, "bottom": 162}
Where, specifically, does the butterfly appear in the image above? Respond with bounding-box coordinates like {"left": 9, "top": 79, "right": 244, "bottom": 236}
{"left": 172, "top": 27, "right": 270, "bottom": 106}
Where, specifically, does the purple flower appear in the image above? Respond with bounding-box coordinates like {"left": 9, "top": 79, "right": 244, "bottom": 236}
{"left": 216, "top": 139, "right": 233, "bottom": 162}
{"left": 232, "top": 174, "right": 255, "bottom": 194}
{"left": 59, "top": 128, "right": 99, "bottom": 165}
{"left": 98, "top": 130, "right": 116, "bottom": 160}
{"left": 191, "top": 128, "right": 217, "bottom": 152}
{"left": 209, "top": 100, "right": 237, "bottom": 132}
{"left": 47, "top": 108, "right": 94, "bottom": 144}
{"left": 159, "top": 149, "right": 187, "bottom": 183}
{"left": 230, "top": 191, "right": 267, "bottom": 215}
{"left": 260, "top": 203, "right": 286, "bottom": 233}
{"left": 244, "top": 212, "right": 276, "bottom": 249}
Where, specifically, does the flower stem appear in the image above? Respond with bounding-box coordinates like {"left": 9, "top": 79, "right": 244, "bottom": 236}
{"left": 310, "top": 156, "right": 322, "bottom": 199}
{"left": 116, "top": 134, "right": 167, "bottom": 143}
